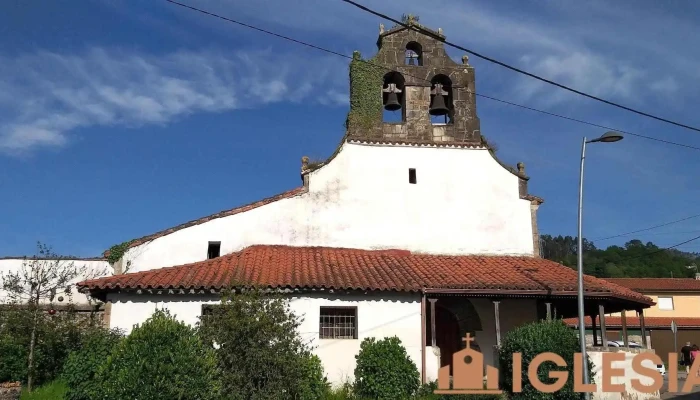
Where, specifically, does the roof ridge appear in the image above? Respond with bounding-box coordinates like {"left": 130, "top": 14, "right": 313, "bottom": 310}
{"left": 103, "top": 187, "right": 306, "bottom": 258}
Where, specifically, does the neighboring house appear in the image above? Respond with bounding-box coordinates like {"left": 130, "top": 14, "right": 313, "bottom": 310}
{"left": 565, "top": 277, "right": 700, "bottom": 365}
{"left": 0, "top": 257, "right": 111, "bottom": 308}
{"left": 77, "top": 20, "right": 654, "bottom": 385}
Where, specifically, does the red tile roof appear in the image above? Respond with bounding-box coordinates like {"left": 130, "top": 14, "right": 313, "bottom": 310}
{"left": 603, "top": 278, "right": 700, "bottom": 292}
{"left": 80, "top": 245, "right": 651, "bottom": 305}
{"left": 103, "top": 188, "right": 306, "bottom": 258}
{"left": 563, "top": 316, "right": 700, "bottom": 329}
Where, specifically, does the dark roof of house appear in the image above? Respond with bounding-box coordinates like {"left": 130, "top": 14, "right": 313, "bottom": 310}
{"left": 80, "top": 245, "right": 652, "bottom": 305}
{"left": 603, "top": 278, "right": 700, "bottom": 292}
{"left": 563, "top": 316, "right": 700, "bottom": 329}
{"left": 102, "top": 187, "right": 306, "bottom": 258}
{"left": 0, "top": 256, "right": 107, "bottom": 261}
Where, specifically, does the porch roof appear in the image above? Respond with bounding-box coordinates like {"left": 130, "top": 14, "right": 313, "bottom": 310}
{"left": 78, "top": 245, "right": 652, "bottom": 307}
{"left": 563, "top": 316, "right": 700, "bottom": 329}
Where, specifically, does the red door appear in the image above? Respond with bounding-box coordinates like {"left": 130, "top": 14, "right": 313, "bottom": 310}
{"left": 435, "top": 305, "right": 461, "bottom": 373}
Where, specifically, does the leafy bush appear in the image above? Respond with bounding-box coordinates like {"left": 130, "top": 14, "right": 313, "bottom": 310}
{"left": 498, "top": 319, "right": 593, "bottom": 400}
{"left": 62, "top": 327, "right": 123, "bottom": 400}
{"left": 353, "top": 336, "right": 420, "bottom": 399}
{"left": 199, "top": 288, "right": 329, "bottom": 400}
{"left": 0, "top": 305, "right": 98, "bottom": 387}
{"left": 298, "top": 353, "right": 331, "bottom": 399}
{"left": 95, "top": 309, "right": 218, "bottom": 400}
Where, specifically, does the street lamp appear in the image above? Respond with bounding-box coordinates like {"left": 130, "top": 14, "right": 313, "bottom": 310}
{"left": 577, "top": 131, "right": 623, "bottom": 399}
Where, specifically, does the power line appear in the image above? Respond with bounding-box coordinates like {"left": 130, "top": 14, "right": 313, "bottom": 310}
{"left": 600, "top": 229, "right": 700, "bottom": 239}
{"left": 615, "top": 234, "right": 700, "bottom": 262}
{"left": 164, "top": 0, "right": 700, "bottom": 152}
{"left": 340, "top": 0, "right": 700, "bottom": 134}
{"left": 477, "top": 94, "right": 700, "bottom": 151}
{"left": 593, "top": 214, "right": 700, "bottom": 241}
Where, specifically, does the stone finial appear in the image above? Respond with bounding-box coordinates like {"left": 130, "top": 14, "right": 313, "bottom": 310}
{"left": 438, "top": 28, "right": 443, "bottom": 35}
{"left": 462, "top": 55, "right": 469, "bottom": 65}
{"left": 517, "top": 162, "right": 525, "bottom": 175}
{"left": 352, "top": 50, "right": 361, "bottom": 60}
{"left": 379, "top": 23, "right": 384, "bottom": 34}
{"left": 301, "top": 156, "right": 309, "bottom": 170}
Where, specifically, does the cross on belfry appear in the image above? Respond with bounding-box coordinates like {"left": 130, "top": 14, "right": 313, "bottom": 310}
{"left": 462, "top": 333, "right": 475, "bottom": 349}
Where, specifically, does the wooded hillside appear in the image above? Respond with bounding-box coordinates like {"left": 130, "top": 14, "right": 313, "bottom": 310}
{"left": 540, "top": 235, "right": 700, "bottom": 278}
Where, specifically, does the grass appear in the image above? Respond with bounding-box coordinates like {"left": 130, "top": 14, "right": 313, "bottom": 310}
{"left": 20, "top": 380, "right": 67, "bottom": 400}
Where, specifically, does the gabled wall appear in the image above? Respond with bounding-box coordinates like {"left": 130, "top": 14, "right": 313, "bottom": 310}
{"left": 0, "top": 258, "right": 111, "bottom": 305}
{"left": 120, "top": 141, "right": 535, "bottom": 273}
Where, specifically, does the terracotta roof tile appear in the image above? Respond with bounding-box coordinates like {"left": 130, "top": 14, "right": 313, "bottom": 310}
{"left": 103, "top": 188, "right": 306, "bottom": 257}
{"left": 80, "top": 245, "right": 652, "bottom": 305}
{"left": 603, "top": 278, "right": 700, "bottom": 292}
{"left": 563, "top": 316, "right": 700, "bottom": 329}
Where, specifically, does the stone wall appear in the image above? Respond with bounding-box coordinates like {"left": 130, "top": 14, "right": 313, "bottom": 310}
{"left": 0, "top": 382, "right": 20, "bottom": 400}
{"left": 349, "top": 23, "right": 481, "bottom": 144}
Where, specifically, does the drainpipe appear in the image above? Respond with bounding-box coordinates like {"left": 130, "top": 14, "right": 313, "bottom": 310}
{"left": 421, "top": 291, "right": 427, "bottom": 384}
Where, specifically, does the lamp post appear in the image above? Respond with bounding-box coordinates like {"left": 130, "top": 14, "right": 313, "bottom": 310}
{"left": 577, "top": 131, "right": 623, "bottom": 399}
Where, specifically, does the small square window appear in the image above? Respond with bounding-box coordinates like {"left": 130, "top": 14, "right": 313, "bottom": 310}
{"left": 657, "top": 297, "right": 674, "bottom": 311}
{"left": 319, "top": 307, "right": 357, "bottom": 339}
{"left": 207, "top": 242, "right": 221, "bottom": 259}
{"left": 408, "top": 168, "right": 417, "bottom": 184}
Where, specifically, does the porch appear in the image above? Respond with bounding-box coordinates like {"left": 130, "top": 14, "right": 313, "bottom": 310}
{"left": 418, "top": 290, "right": 653, "bottom": 384}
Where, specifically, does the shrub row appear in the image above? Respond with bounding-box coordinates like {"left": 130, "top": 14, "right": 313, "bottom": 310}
{"left": 5, "top": 289, "right": 587, "bottom": 400}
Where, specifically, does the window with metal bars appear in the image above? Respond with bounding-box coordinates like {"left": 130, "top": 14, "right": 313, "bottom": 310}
{"left": 319, "top": 307, "right": 357, "bottom": 339}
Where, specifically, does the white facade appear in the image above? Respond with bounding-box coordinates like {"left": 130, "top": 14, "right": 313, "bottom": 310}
{"left": 107, "top": 290, "right": 539, "bottom": 386}
{"left": 120, "top": 142, "right": 535, "bottom": 274}
{"left": 0, "top": 258, "right": 111, "bottom": 305}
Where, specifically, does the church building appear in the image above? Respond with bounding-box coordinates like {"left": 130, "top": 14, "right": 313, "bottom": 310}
{"left": 77, "top": 19, "right": 653, "bottom": 385}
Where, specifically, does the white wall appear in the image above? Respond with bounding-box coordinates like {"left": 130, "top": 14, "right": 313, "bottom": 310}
{"left": 0, "top": 258, "right": 111, "bottom": 305}
{"left": 122, "top": 142, "right": 534, "bottom": 273}
{"left": 108, "top": 291, "right": 424, "bottom": 385}
{"left": 107, "top": 291, "right": 541, "bottom": 386}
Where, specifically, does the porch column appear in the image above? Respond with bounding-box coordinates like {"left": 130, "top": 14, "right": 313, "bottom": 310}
{"left": 621, "top": 311, "right": 629, "bottom": 347}
{"left": 493, "top": 300, "right": 502, "bottom": 347}
{"left": 638, "top": 309, "right": 648, "bottom": 348}
{"left": 598, "top": 303, "right": 608, "bottom": 351}
{"left": 429, "top": 299, "right": 437, "bottom": 347}
{"left": 545, "top": 302, "right": 552, "bottom": 321}
{"left": 421, "top": 293, "right": 426, "bottom": 384}
{"left": 591, "top": 312, "right": 598, "bottom": 346}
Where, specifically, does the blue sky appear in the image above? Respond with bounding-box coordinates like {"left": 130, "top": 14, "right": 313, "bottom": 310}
{"left": 3, "top": 0, "right": 700, "bottom": 257}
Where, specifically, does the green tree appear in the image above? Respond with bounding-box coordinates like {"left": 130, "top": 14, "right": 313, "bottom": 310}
{"left": 198, "top": 287, "right": 329, "bottom": 400}
{"left": 96, "top": 309, "right": 218, "bottom": 400}
{"left": 0, "top": 243, "right": 106, "bottom": 391}
{"left": 540, "top": 234, "right": 700, "bottom": 278}
{"left": 499, "top": 319, "right": 593, "bottom": 400}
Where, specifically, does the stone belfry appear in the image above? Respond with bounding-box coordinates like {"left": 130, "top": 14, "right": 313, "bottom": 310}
{"left": 346, "top": 15, "right": 481, "bottom": 144}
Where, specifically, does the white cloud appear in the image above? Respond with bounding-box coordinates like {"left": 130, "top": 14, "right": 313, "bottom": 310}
{"left": 650, "top": 76, "right": 679, "bottom": 95}
{"left": 511, "top": 52, "right": 649, "bottom": 107}
{"left": 201, "top": 0, "right": 693, "bottom": 109}
{"left": 0, "top": 47, "right": 348, "bottom": 153}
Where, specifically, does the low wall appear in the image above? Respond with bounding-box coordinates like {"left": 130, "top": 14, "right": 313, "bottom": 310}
{"left": 589, "top": 349, "right": 660, "bottom": 400}
{"left": 0, "top": 382, "right": 21, "bottom": 400}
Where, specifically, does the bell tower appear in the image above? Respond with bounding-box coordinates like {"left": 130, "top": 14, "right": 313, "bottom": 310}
{"left": 346, "top": 16, "right": 481, "bottom": 144}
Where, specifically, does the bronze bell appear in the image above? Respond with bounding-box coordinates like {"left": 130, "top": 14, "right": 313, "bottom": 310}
{"left": 383, "top": 83, "right": 402, "bottom": 111}
{"left": 429, "top": 83, "right": 449, "bottom": 116}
